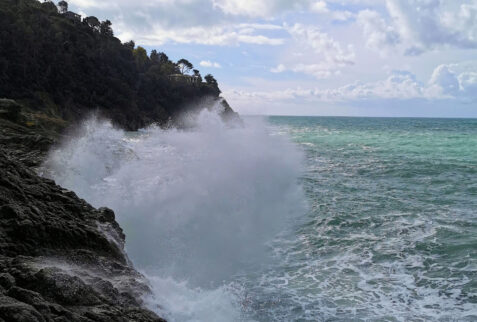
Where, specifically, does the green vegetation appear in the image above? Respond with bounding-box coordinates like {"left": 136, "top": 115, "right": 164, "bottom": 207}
{"left": 0, "top": 0, "right": 225, "bottom": 130}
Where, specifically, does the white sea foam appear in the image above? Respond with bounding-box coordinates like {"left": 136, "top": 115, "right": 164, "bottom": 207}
{"left": 43, "top": 110, "right": 305, "bottom": 321}
{"left": 144, "top": 276, "right": 246, "bottom": 322}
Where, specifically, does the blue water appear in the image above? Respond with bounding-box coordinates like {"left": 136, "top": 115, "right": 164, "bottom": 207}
{"left": 239, "top": 116, "right": 477, "bottom": 321}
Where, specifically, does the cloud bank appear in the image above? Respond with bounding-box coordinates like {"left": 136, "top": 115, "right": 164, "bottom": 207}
{"left": 226, "top": 63, "right": 477, "bottom": 104}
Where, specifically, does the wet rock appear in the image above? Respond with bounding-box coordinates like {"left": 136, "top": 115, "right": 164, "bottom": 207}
{"left": 0, "top": 119, "right": 165, "bottom": 321}
{"left": 31, "top": 268, "right": 102, "bottom": 306}
{"left": 0, "top": 274, "right": 15, "bottom": 290}
{"left": 5, "top": 287, "right": 53, "bottom": 316}
{"left": 0, "top": 296, "right": 45, "bottom": 322}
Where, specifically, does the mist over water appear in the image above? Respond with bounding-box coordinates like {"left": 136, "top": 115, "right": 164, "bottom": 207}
{"left": 43, "top": 113, "right": 477, "bottom": 321}
{"left": 43, "top": 111, "right": 305, "bottom": 321}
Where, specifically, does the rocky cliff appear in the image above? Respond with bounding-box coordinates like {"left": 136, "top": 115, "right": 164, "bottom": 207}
{"left": 0, "top": 1, "right": 241, "bottom": 319}
{"left": 0, "top": 103, "right": 165, "bottom": 321}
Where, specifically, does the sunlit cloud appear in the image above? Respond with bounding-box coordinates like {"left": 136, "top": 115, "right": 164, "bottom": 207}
{"left": 200, "top": 60, "right": 222, "bottom": 68}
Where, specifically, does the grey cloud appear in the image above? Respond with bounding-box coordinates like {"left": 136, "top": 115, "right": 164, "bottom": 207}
{"left": 357, "top": 0, "right": 477, "bottom": 55}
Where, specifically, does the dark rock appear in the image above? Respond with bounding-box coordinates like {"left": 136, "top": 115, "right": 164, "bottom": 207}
{"left": 0, "top": 274, "right": 15, "bottom": 290}
{"left": 31, "top": 268, "right": 102, "bottom": 306}
{"left": 0, "top": 126, "right": 166, "bottom": 321}
{"left": 98, "top": 207, "right": 116, "bottom": 223}
{"left": 0, "top": 205, "right": 19, "bottom": 220}
{"left": 7, "top": 287, "right": 43, "bottom": 304}
{"left": 0, "top": 114, "right": 57, "bottom": 168}
{"left": 0, "top": 99, "right": 22, "bottom": 123}
{"left": 0, "top": 296, "right": 45, "bottom": 322}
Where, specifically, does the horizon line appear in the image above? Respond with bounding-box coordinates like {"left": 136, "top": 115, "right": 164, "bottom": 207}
{"left": 241, "top": 114, "right": 477, "bottom": 120}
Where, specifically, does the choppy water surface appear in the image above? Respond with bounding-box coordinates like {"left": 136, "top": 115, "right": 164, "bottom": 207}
{"left": 249, "top": 116, "right": 477, "bottom": 321}
{"left": 45, "top": 114, "right": 477, "bottom": 321}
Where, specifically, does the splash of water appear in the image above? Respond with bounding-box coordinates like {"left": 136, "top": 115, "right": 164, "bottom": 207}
{"left": 43, "top": 111, "right": 305, "bottom": 321}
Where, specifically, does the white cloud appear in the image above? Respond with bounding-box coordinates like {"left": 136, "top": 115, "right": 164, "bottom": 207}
{"left": 458, "top": 72, "right": 477, "bottom": 103}
{"left": 68, "top": 0, "right": 477, "bottom": 54}
{"left": 289, "top": 23, "right": 355, "bottom": 65}
{"left": 331, "top": 10, "right": 354, "bottom": 21}
{"left": 69, "top": 0, "right": 354, "bottom": 44}
{"left": 68, "top": 0, "right": 288, "bottom": 46}
{"left": 459, "top": 72, "right": 477, "bottom": 92}
{"left": 357, "top": 9, "right": 400, "bottom": 53}
{"left": 427, "top": 65, "right": 460, "bottom": 97}
{"left": 358, "top": 0, "right": 477, "bottom": 55}
{"left": 226, "top": 72, "right": 423, "bottom": 102}
{"left": 227, "top": 63, "right": 477, "bottom": 103}
{"left": 236, "top": 23, "right": 284, "bottom": 30}
{"left": 213, "top": 0, "right": 356, "bottom": 22}
{"left": 271, "top": 24, "right": 355, "bottom": 78}
{"left": 212, "top": 0, "right": 311, "bottom": 17}
{"left": 290, "top": 63, "right": 342, "bottom": 78}
{"left": 310, "top": 1, "right": 354, "bottom": 21}
{"left": 70, "top": 0, "right": 222, "bottom": 29}
{"left": 200, "top": 60, "right": 222, "bottom": 68}
{"left": 427, "top": 63, "right": 477, "bottom": 102}
{"left": 310, "top": 1, "right": 328, "bottom": 13}
{"left": 212, "top": 0, "right": 273, "bottom": 17}
{"left": 270, "top": 64, "right": 286, "bottom": 73}
{"left": 129, "top": 24, "right": 285, "bottom": 46}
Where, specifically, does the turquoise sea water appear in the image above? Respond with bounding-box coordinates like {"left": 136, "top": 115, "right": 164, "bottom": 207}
{"left": 243, "top": 116, "right": 477, "bottom": 321}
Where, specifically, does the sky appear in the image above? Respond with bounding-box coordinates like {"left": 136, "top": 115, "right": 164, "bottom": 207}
{"left": 67, "top": 0, "right": 477, "bottom": 117}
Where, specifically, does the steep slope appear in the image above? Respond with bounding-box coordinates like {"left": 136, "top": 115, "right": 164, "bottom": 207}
{"left": 0, "top": 0, "right": 239, "bottom": 130}
{"left": 0, "top": 106, "right": 165, "bottom": 321}
{"left": 0, "top": 2, "right": 241, "bottom": 320}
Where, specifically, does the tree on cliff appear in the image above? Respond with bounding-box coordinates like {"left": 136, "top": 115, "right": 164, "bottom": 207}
{"left": 204, "top": 74, "right": 220, "bottom": 94}
{"left": 134, "top": 46, "right": 149, "bottom": 72}
{"left": 193, "top": 69, "right": 202, "bottom": 82}
{"left": 150, "top": 50, "right": 160, "bottom": 63}
{"left": 205, "top": 74, "right": 218, "bottom": 86}
{"left": 58, "top": 0, "right": 68, "bottom": 13}
{"left": 100, "top": 20, "right": 113, "bottom": 36}
{"left": 0, "top": 0, "right": 224, "bottom": 129}
{"left": 178, "top": 59, "right": 193, "bottom": 75}
{"left": 84, "top": 16, "right": 101, "bottom": 32}
{"left": 158, "top": 52, "right": 169, "bottom": 64}
{"left": 124, "top": 40, "right": 135, "bottom": 50}
{"left": 150, "top": 51, "right": 170, "bottom": 65}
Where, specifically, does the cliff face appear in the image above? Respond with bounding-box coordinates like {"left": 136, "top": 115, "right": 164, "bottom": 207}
{"left": 0, "top": 106, "right": 165, "bottom": 321}
{"left": 0, "top": 0, "right": 239, "bottom": 131}
{"left": 0, "top": 1, "right": 241, "bottom": 320}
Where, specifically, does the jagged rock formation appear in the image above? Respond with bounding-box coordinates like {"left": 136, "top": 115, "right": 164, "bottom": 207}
{"left": 0, "top": 105, "right": 165, "bottom": 321}
{"left": 0, "top": 99, "right": 59, "bottom": 167}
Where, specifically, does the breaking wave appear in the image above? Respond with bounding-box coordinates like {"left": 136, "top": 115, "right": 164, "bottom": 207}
{"left": 43, "top": 111, "right": 305, "bottom": 321}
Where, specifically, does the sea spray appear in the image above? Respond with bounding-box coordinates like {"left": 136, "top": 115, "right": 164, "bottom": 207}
{"left": 43, "top": 111, "right": 305, "bottom": 320}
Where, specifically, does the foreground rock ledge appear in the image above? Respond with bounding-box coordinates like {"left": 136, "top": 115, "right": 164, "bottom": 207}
{"left": 0, "top": 148, "right": 165, "bottom": 320}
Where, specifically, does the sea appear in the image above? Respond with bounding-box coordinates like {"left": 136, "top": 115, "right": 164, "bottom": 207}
{"left": 43, "top": 112, "right": 477, "bottom": 321}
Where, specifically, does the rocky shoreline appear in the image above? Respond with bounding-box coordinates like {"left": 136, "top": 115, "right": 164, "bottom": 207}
{"left": 0, "top": 101, "right": 165, "bottom": 321}
{"left": 0, "top": 0, "right": 242, "bottom": 318}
